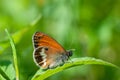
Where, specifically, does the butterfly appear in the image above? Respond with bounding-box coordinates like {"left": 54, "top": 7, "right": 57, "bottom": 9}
{"left": 32, "top": 32, "right": 73, "bottom": 69}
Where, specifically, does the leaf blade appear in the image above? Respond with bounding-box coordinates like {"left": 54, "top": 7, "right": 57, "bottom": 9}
{"left": 5, "top": 29, "right": 19, "bottom": 80}
{"left": 0, "top": 67, "right": 10, "bottom": 80}
{"left": 32, "top": 57, "right": 119, "bottom": 80}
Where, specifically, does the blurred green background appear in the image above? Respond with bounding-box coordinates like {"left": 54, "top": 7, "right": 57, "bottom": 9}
{"left": 0, "top": 0, "right": 120, "bottom": 80}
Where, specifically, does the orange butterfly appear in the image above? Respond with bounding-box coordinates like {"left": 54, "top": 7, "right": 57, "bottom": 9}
{"left": 32, "top": 32, "right": 73, "bottom": 69}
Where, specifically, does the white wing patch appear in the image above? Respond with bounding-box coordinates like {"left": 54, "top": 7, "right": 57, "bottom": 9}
{"left": 40, "top": 48, "right": 47, "bottom": 66}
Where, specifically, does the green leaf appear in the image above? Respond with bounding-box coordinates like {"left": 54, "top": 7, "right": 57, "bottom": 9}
{"left": 0, "top": 74, "right": 5, "bottom": 80}
{"left": 32, "top": 57, "right": 119, "bottom": 80}
{"left": 5, "top": 29, "right": 19, "bottom": 80}
{"left": 0, "top": 66, "right": 10, "bottom": 80}
{"left": 0, "top": 74, "right": 6, "bottom": 80}
{"left": 0, "top": 63, "right": 15, "bottom": 80}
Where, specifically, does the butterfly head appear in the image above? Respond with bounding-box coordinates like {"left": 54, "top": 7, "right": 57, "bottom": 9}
{"left": 67, "top": 50, "right": 73, "bottom": 57}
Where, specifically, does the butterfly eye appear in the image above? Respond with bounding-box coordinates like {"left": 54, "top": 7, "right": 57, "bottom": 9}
{"left": 45, "top": 47, "right": 48, "bottom": 51}
{"left": 67, "top": 50, "right": 73, "bottom": 57}
{"left": 69, "top": 51, "right": 73, "bottom": 56}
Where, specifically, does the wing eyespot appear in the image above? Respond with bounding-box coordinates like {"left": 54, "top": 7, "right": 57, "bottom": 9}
{"left": 38, "top": 36, "right": 41, "bottom": 39}
{"left": 45, "top": 47, "right": 48, "bottom": 51}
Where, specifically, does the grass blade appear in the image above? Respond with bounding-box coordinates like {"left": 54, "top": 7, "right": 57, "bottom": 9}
{"left": 32, "top": 57, "right": 119, "bottom": 80}
{"left": 5, "top": 29, "right": 19, "bottom": 80}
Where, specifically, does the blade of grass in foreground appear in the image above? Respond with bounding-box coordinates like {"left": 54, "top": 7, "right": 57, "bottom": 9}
{"left": 32, "top": 57, "right": 119, "bottom": 80}
{"left": 5, "top": 29, "right": 19, "bottom": 80}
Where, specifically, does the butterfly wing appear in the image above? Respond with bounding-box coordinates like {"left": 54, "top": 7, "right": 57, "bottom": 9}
{"left": 32, "top": 32, "right": 68, "bottom": 69}
{"left": 33, "top": 32, "right": 65, "bottom": 52}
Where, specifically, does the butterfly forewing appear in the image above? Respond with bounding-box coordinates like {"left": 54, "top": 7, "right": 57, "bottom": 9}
{"left": 33, "top": 32, "right": 65, "bottom": 52}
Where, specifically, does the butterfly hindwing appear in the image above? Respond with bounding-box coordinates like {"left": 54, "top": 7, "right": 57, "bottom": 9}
{"left": 33, "top": 46, "right": 62, "bottom": 69}
{"left": 33, "top": 47, "right": 47, "bottom": 67}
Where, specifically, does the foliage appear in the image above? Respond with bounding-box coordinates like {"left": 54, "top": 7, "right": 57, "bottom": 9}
{"left": 0, "top": 29, "right": 119, "bottom": 80}
{"left": 0, "top": 0, "right": 120, "bottom": 80}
